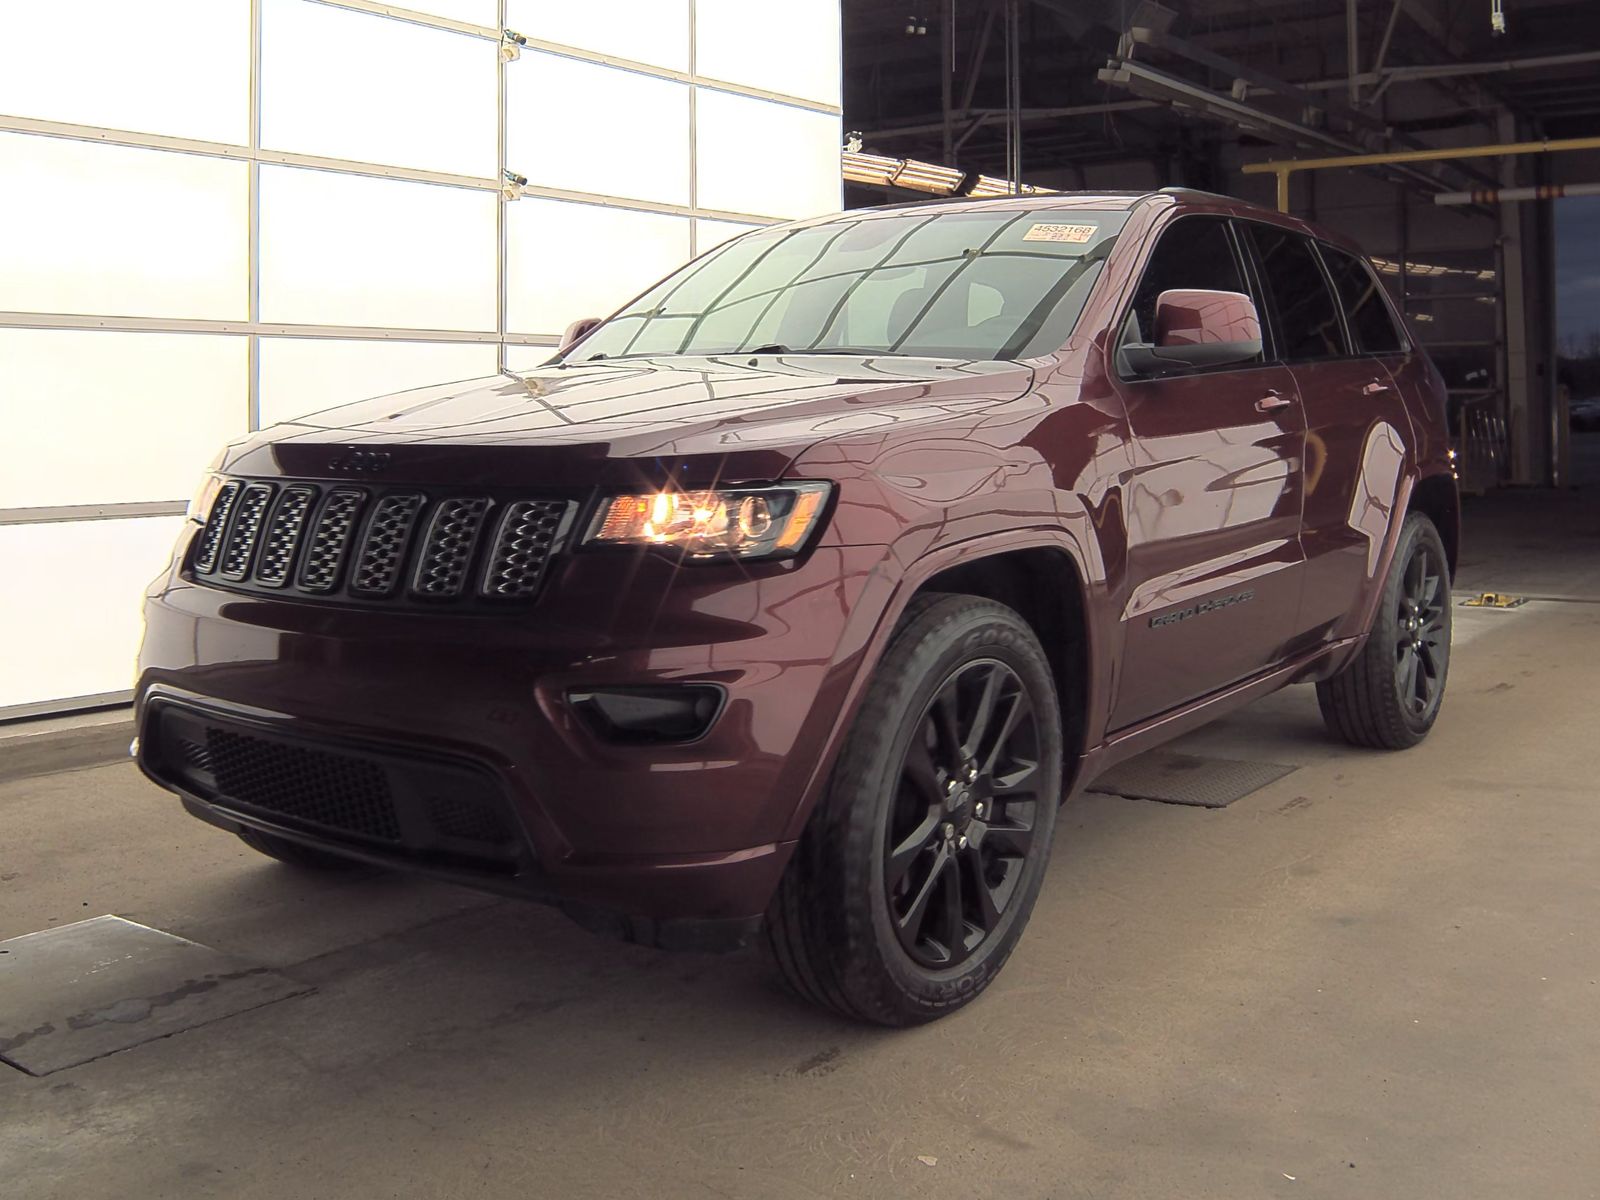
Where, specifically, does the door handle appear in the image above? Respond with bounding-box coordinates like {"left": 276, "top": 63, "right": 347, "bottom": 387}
{"left": 1363, "top": 378, "right": 1392, "bottom": 395}
{"left": 1256, "top": 389, "right": 1292, "bottom": 413}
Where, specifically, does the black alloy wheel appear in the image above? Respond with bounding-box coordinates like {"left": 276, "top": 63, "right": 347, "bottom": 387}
{"left": 1393, "top": 535, "right": 1449, "bottom": 721}
{"left": 886, "top": 659, "right": 1042, "bottom": 969}
{"left": 1317, "top": 512, "right": 1452, "bottom": 750}
{"left": 764, "top": 593, "right": 1063, "bottom": 1026}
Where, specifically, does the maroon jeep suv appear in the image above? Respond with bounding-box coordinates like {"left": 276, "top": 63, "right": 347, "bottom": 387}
{"left": 136, "top": 189, "right": 1457, "bottom": 1025}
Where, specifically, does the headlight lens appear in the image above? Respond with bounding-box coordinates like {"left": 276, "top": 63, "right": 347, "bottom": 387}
{"left": 187, "top": 472, "right": 224, "bottom": 524}
{"left": 584, "top": 483, "right": 831, "bottom": 560}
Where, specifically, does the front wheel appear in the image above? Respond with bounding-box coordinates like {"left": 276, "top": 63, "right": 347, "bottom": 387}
{"left": 765, "top": 593, "right": 1063, "bottom": 1026}
{"left": 1317, "top": 512, "right": 1452, "bottom": 749}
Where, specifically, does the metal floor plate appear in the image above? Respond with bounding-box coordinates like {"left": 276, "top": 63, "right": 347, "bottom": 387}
{"left": 1088, "top": 751, "right": 1298, "bottom": 808}
{"left": 0, "top": 915, "right": 310, "bottom": 1077}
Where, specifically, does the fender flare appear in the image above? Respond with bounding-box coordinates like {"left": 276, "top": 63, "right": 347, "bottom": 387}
{"left": 778, "top": 525, "right": 1098, "bottom": 842}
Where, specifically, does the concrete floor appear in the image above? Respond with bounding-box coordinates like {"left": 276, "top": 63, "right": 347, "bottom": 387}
{"left": 3, "top": 591, "right": 1597, "bottom": 1199}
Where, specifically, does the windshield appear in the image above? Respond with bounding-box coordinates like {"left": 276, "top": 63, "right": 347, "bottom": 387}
{"left": 565, "top": 206, "right": 1129, "bottom": 364}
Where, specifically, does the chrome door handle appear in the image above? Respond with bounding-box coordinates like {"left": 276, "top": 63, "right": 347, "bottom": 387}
{"left": 1256, "top": 389, "right": 1292, "bottom": 413}
{"left": 1363, "top": 378, "right": 1392, "bottom": 395}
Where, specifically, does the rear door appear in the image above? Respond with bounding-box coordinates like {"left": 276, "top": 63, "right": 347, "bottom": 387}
{"left": 1244, "top": 223, "right": 1415, "bottom": 641}
{"left": 1107, "top": 215, "right": 1308, "bottom": 730}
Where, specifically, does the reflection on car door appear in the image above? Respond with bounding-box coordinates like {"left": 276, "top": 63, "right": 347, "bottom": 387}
{"left": 1108, "top": 216, "right": 1308, "bottom": 730}
{"left": 1245, "top": 225, "right": 1416, "bottom": 641}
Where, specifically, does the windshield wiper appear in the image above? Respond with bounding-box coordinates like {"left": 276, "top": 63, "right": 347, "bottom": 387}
{"left": 741, "top": 344, "right": 915, "bottom": 357}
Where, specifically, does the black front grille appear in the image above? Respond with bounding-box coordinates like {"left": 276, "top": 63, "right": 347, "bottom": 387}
{"left": 190, "top": 476, "right": 573, "bottom": 610}
{"left": 149, "top": 705, "right": 524, "bottom": 869}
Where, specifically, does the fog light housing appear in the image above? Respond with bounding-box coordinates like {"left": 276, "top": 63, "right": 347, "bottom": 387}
{"left": 569, "top": 685, "right": 726, "bottom": 745}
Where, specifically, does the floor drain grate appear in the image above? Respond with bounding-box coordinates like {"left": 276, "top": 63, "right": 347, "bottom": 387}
{"left": 1088, "top": 751, "right": 1298, "bottom": 808}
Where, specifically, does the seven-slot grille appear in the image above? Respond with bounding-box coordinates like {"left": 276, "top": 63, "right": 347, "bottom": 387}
{"left": 190, "top": 477, "right": 571, "bottom": 608}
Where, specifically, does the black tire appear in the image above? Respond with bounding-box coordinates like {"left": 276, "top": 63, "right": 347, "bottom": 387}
{"left": 1317, "top": 513, "right": 1452, "bottom": 750}
{"left": 765, "top": 593, "right": 1064, "bottom": 1026}
{"left": 237, "top": 826, "right": 367, "bottom": 871}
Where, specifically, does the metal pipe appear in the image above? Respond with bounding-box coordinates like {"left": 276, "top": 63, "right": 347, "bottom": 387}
{"left": 1346, "top": 0, "right": 1360, "bottom": 106}
{"left": 1370, "top": 0, "right": 1405, "bottom": 84}
{"left": 1435, "top": 182, "right": 1600, "bottom": 205}
{"left": 1246, "top": 135, "right": 1600, "bottom": 211}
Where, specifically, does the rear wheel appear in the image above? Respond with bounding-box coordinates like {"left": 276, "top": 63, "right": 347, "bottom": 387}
{"left": 765, "top": 593, "right": 1063, "bottom": 1026}
{"left": 1317, "top": 513, "right": 1451, "bottom": 749}
{"left": 237, "top": 826, "right": 367, "bottom": 871}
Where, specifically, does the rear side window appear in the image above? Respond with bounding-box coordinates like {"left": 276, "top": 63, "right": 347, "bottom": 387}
{"left": 1246, "top": 224, "right": 1348, "bottom": 361}
{"left": 1321, "top": 246, "right": 1405, "bottom": 354}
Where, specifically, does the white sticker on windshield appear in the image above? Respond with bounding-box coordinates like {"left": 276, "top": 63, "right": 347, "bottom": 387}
{"left": 1023, "top": 223, "right": 1096, "bottom": 244}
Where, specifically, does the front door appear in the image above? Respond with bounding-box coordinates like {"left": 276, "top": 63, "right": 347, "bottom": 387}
{"left": 1108, "top": 215, "right": 1308, "bottom": 729}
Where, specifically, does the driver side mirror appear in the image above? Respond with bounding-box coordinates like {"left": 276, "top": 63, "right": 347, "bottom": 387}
{"left": 1122, "top": 289, "right": 1263, "bottom": 376}
{"left": 559, "top": 316, "right": 603, "bottom": 353}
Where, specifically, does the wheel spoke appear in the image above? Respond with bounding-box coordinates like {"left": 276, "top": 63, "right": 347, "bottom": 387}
{"left": 887, "top": 810, "right": 941, "bottom": 890}
{"left": 940, "top": 854, "right": 968, "bottom": 963}
{"left": 991, "top": 757, "right": 1039, "bottom": 797}
{"left": 902, "top": 735, "right": 943, "bottom": 805}
{"left": 962, "top": 844, "right": 1002, "bottom": 932}
{"left": 896, "top": 842, "right": 949, "bottom": 941}
{"left": 931, "top": 684, "right": 962, "bottom": 764}
{"left": 983, "top": 817, "right": 1034, "bottom": 859}
{"left": 1420, "top": 570, "right": 1443, "bottom": 616}
{"left": 1396, "top": 648, "right": 1419, "bottom": 702}
{"left": 963, "top": 665, "right": 1005, "bottom": 759}
{"left": 979, "top": 690, "right": 1031, "bottom": 776}
{"left": 1405, "top": 550, "right": 1424, "bottom": 602}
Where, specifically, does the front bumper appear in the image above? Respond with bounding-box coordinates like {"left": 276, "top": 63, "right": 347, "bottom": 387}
{"left": 135, "top": 530, "right": 890, "bottom": 946}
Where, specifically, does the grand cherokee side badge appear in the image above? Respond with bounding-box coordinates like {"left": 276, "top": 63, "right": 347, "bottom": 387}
{"left": 1149, "top": 589, "right": 1255, "bottom": 628}
{"left": 327, "top": 448, "right": 393, "bottom": 476}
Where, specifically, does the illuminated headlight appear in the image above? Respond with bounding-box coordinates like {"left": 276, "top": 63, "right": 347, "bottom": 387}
{"left": 583, "top": 483, "right": 832, "bottom": 561}
{"left": 187, "top": 472, "right": 224, "bottom": 524}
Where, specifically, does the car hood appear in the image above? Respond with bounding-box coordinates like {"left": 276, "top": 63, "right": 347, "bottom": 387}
{"left": 228, "top": 355, "right": 1036, "bottom": 489}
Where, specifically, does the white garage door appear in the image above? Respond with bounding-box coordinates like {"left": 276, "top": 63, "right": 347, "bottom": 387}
{"left": 0, "top": 0, "right": 842, "bottom": 717}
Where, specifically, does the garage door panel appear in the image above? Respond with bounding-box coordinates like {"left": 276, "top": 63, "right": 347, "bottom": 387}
{"left": 506, "top": 53, "right": 691, "bottom": 207}
{"left": 0, "top": 0, "right": 249, "bottom": 145}
{"left": 694, "top": 92, "right": 840, "bottom": 220}
{"left": 260, "top": 0, "right": 499, "bottom": 179}
{"left": 0, "top": 134, "right": 247, "bottom": 320}
{"left": 0, "top": 330, "right": 247, "bottom": 510}
{"left": 505, "top": 0, "right": 689, "bottom": 72}
{"left": 0, "top": 518, "right": 186, "bottom": 711}
{"left": 506, "top": 200, "right": 691, "bottom": 336}
{"left": 257, "top": 165, "right": 497, "bottom": 331}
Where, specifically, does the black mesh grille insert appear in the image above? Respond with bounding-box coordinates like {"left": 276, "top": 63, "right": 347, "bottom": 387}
{"left": 188, "top": 477, "right": 570, "bottom": 609}
{"left": 299, "top": 488, "right": 366, "bottom": 593}
{"left": 412, "top": 497, "right": 490, "bottom": 598}
{"left": 193, "top": 481, "right": 242, "bottom": 575}
{"left": 218, "top": 483, "right": 275, "bottom": 580}
{"left": 254, "top": 485, "right": 317, "bottom": 587}
{"left": 483, "top": 500, "right": 568, "bottom": 598}
{"left": 351, "top": 494, "right": 424, "bottom": 595}
{"left": 206, "top": 728, "right": 402, "bottom": 843}
{"left": 147, "top": 706, "right": 527, "bottom": 872}
{"left": 426, "top": 793, "right": 514, "bottom": 846}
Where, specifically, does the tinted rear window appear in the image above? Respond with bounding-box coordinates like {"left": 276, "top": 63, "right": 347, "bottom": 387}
{"left": 1246, "top": 224, "right": 1348, "bottom": 361}
{"left": 1322, "top": 246, "right": 1405, "bottom": 354}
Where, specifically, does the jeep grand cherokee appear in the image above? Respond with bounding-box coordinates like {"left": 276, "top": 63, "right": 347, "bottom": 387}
{"left": 135, "top": 190, "right": 1458, "bottom": 1025}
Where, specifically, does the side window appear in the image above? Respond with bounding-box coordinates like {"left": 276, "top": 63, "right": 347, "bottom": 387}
{"left": 1246, "top": 224, "right": 1349, "bottom": 361}
{"left": 1322, "top": 246, "right": 1405, "bottom": 354}
{"left": 1124, "top": 217, "right": 1255, "bottom": 356}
